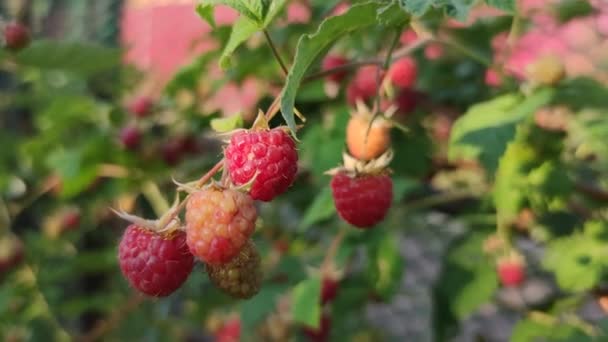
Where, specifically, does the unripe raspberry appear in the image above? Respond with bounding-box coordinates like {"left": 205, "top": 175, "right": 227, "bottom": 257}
{"left": 330, "top": 172, "right": 392, "bottom": 228}
{"left": 388, "top": 57, "right": 417, "bottom": 88}
{"left": 322, "top": 54, "right": 349, "bottom": 83}
{"left": 185, "top": 187, "right": 257, "bottom": 264}
{"left": 3, "top": 22, "right": 30, "bottom": 51}
{"left": 206, "top": 240, "right": 262, "bottom": 299}
{"left": 225, "top": 128, "right": 298, "bottom": 201}
{"left": 525, "top": 55, "right": 565, "bottom": 85}
{"left": 118, "top": 225, "right": 194, "bottom": 297}
{"left": 346, "top": 115, "right": 391, "bottom": 161}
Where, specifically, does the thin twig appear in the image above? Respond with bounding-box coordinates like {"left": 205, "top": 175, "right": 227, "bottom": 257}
{"left": 141, "top": 181, "right": 171, "bottom": 217}
{"left": 321, "top": 229, "right": 346, "bottom": 274}
{"left": 263, "top": 29, "right": 289, "bottom": 76}
{"left": 302, "top": 37, "right": 430, "bottom": 84}
{"left": 575, "top": 181, "right": 608, "bottom": 202}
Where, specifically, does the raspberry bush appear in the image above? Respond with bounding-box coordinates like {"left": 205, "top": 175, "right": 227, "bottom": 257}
{"left": 1, "top": 0, "right": 608, "bottom": 341}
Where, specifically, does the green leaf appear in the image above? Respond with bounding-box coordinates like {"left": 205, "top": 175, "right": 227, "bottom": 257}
{"left": 195, "top": 3, "right": 216, "bottom": 27}
{"left": 210, "top": 114, "right": 244, "bottom": 132}
{"left": 511, "top": 317, "right": 589, "bottom": 342}
{"left": 376, "top": 2, "right": 409, "bottom": 27}
{"left": 493, "top": 139, "right": 537, "bottom": 224}
{"left": 392, "top": 178, "right": 419, "bottom": 203}
{"left": 298, "top": 186, "right": 336, "bottom": 231}
{"left": 219, "top": 16, "right": 260, "bottom": 69}
{"left": 197, "top": 0, "right": 264, "bottom": 24}
{"left": 449, "top": 89, "right": 554, "bottom": 175}
{"left": 435, "top": 231, "right": 498, "bottom": 319}
{"left": 241, "top": 284, "right": 286, "bottom": 335}
{"left": 15, "top": 40, "right": 120, "bottom": 76}
{"left": 398, "top": 0, "right": 432, "bottom": 17}
{"left": 291, "top": 276, "right": 322, "bottom": 328}
{"left": 485, "top": 0, "right": 515, "bottom": 12}
{"left": 263, "top": 0, "right": 288, "bottom": 26}
{"left": 366, "top": 232, "right": 404, "bottom": 299}
{"left": 543, "top": 233, "right": 606, "bottom": 292}
{"left": 280, "top": 2, "right": 384, "bottom": 133}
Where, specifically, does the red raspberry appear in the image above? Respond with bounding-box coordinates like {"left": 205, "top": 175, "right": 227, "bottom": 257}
{"left": 128, "top": 96, "right": 154, "bottom": 118}
{"left": 394, "top": 88, "right": 423, "bottom": 115}
{"left": 322, "top": 54, "right": 349, "bottom": 83}
{"left": 321, "top": 277, "right": 339, "bottom": 304}
{"left": 388, "top": 57, "right": 417, "bottom": 88}
{"left": 330, "top": 172, "right": 392, "bottom": 228}
{"left": 118, "top": 225, "right": 194, "bottom": 297}
{"left": 497, "top": 260, "right": 526, "bottom": 287}
{"left": 185, "top": 188, "right": 257, "bottom": 264}
{"left": 119, "top": 125, "right": 141, "bottom": 150}
{"left": 161, "top": 139, "right": 184, "bottom": 166}
{"left": 0, "top": 235, "right": 24, "bottom": 275}
{"left": 346, "top": 65, "right": 384, "bottom": 106}
{"left": 61, "top": 208, "right": 81, "bottom": 231}
{"left": 3, "top": 22, "right": 30, "bottom": 51}
{"left": 216, "top": 318, "right": 241, "bottom": 342}
{"left": 206, "top": 240, "right": 262, "bottom": 298}
{"left": 303, "top": 314, "right": 331, "bottom": 342}
{"left": 225, "top": 128, "right": 298, "bottom": 201}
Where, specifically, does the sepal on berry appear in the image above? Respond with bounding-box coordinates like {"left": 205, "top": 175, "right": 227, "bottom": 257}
{"left": 326, "top": 149, "right": 393, "bottom": 177}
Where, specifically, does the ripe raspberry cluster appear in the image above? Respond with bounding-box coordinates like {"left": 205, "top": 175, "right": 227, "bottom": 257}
{"left": 116, "top": 115, "right": 298, "bottom": 298}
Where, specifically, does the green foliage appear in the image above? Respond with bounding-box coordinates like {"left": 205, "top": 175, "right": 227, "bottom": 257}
{"left": 543, "top": 221, "right": 608, "bottom": 292}
{"left": 449, "top": 89, "right": 554, "bottom": 176}
{"left": 291, "top": 276, "right": 322, "bottom": 328}
{"left": 280, "top": 2, "right": 392, "bottom": 133}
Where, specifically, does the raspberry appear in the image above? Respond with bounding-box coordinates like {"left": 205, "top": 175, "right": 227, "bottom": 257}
{"left": 346, "top": 115, "right": 391, "bottom": 161}
{"left": 394, "top": 88, "right": 422, "bottom": 115}
{"left": 216, "top": 318, "right": 241, "bottom": 342}
{"left": 128, "top": 96, "right": 153, "bottom": 118}
{"left": 61, "top": 208, "right": 81, "bottom": 231}
{"left": 322, "top": 54, "right": 349, "bottom": 83}
{"left": 161, "top": 139, "right": 184, "bottom": 166}
{"left": 118, "top": 225, "right": 194, "bottom": 297}
{"left": 119, "top": 125, "right": 141, "bottom": 150}
{"left": 3, "top": 22, "right": 30, "bottom": 51}
{"left": 206, "top": 240, "right": 262, "bottom": 299}
{"left": 185, "top": 188, "right": 257, "bottom": 264}
{"left": 321, "top": 277, "right": 339, "bottom": 304}
{"left": 497, "top": 259, "right": 525, "bottom": 287}
{"left": 0, "top": 235, "right": 24, "bottom": 275}
{"left": 302, "top": 314, "right": 331, "bottom": 342}
{"left": 346, "top": 65, "right": 384, "bottom": 105}
{"left": 225, "top": 128, "right": 298, "bottom": 201}
{"left": 330, "top": 172, "right": 392, "bottom": 228}
{"left": 388, "top": 57, "right": 417, "bottom": 88}
{"left": 525, "top": 55, "right": 564, "bottom": 85}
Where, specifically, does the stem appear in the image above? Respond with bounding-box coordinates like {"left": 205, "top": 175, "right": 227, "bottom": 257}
{"left": 434, "top": 36, "right": 491, "bottom": 67}
{"left": 385, "top": 117, "right": 410, "bottom": 134}
{"left": 141, "top": 181, "right": 171, "bottom": 217}
{"left": 507, "top": 3, "right": 522, "bottom": 48}
{"left": 404, "top": 191, "right": 475, "bottom": 212}
{"left": 196, "top": 160, "right": 225, "bottom": 188}
{"left": 321, "top": 229, "right": 346, "bottom": 274}
{"left": 575, "top": 181, "right": 608, "bottom": 202}
{"left": 263, "top": 29, "right": 289, "bottom": 76}
{"left": 302, "top": 37, "right": 430, "bottom": 84}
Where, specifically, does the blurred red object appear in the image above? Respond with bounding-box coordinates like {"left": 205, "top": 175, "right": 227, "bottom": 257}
{"left": 120, "top": 0, "right": 236, "bottom": 85}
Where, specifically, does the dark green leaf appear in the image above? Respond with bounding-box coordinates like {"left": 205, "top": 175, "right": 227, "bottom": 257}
{"left": 298, "top": 186, "right": 336, "bottom": 231}
{"left": 219, "top": 16, "right": 260, "bottom": 69}
{"left": 366, "top": 232, "right": 404, "bottom": 299}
